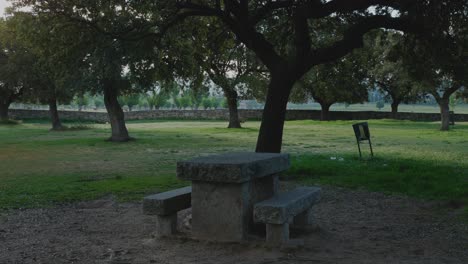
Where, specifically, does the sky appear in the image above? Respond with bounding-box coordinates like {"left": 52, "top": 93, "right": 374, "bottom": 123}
{"left": 0, "top": 0, "right": 10, "bottom": 17}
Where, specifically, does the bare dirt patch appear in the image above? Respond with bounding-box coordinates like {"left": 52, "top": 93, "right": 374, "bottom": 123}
{"left": 0, "top": 186, "right": 466, "bottom": 264}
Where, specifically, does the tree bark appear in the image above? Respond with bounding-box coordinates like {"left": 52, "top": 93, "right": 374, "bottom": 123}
{"left": 439, "top": 98, "right": 450, "bottom": 131}
{"left": 255, "top": 75, "right": 294, "bottom": 153}
{"left": 391, "top": 101, "right": 400, "bottom": 119}
{"left": 48, "top": 97, "right": 64, "bottom": 131}
{"left": 224, "top": 88, "right": 242, "bottom": 128}
{"left": 104, "top": 83, "right": 131, "bottom": 142}
{"left": 319, "top": 103, "right": 332, "bottom": 121}
{"left": 0, "top": 101, "right": 10, "bottom": 121}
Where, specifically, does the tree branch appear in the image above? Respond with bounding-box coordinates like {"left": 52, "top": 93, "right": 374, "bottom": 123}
{"left": 305, "top": 15, "right": 416, "bottom": 77}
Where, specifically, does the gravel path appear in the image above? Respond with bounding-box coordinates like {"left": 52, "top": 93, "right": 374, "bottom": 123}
{"left": 0, "top": 186, "right": 466, "bottom": 264}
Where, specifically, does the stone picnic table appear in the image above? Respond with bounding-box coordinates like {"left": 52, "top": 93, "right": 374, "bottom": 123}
{"left": 177, "top": 152, "right": 290, "bottom": 242}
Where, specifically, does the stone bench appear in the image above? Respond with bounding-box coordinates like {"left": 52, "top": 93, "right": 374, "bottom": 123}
{"left": 253, "top": 186, "right": 321, "bottom": 245}
{"left": 177, "top": 152, "right": 290, "bottom": 241}
{"left": 143, "top": 186, "right": 192, "bottom": 237}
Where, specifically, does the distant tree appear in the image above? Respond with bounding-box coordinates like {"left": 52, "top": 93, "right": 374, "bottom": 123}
{"left": 10, "top": 13, "right": 81, "bottom": 130}
{"left": 146, "top": 89, "right": 169, "bottom": 110}
{"left": 202, "top": 97, "right": 212, "bottom": 110}
{"left": 376, "top": 101, "right": 385, "bottom": 110}
{"left": 211, "top": 97, "right": 221, "bottom": 110}
{"left": 188, "top": 87, "right": 209, "bottom": 110}
{"left": 119, "top": 94, "right": 141, "bottom": 112}
{"left": 449, "top": 94, "right": 461, "bottom": 112}
{"left": 179, "top": 95, "right": 192, "bottom": 110}
{"left": 74, "top": 95, "right": 89, "bottom": 112}
{"left": 173, "top": 97, "right": 182, "bottom": 109}
{"left": 401, "top": 23, "right": 467, "bottom": 130}
{"left": 167, "top": 81, "right": 183, "bottom": 109}
{"left": 193, "top": 22, "right": 267, "bottom": 128}
{"left": 367, "top": 31, "right": 424, "bottom": 117}
{"left": 295, "top": 52, "right": 368, "bottom": 121}
{"left": 94, "top": 96, "right": 105, "bottom": 109}
{"left": 221, "top": 98, "right": 229, "bottom": 109}
{"left": 138, "top": 99, "right": 149, "bottom": 110}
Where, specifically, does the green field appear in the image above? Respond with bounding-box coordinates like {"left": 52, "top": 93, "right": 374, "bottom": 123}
{"left": 288, "top": 102, "right": 468, "bottom": 113}
{"left": 0, "top": 119, "right": 467, "bottom": 216}
{"left": 13, "top": 101, "right": 468, "bottom": 114}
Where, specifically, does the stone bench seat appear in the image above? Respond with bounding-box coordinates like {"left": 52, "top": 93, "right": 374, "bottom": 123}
{"left": 254, "top": 186, "right": 321, "bottom": 245}
{"left": 143, "top": 186, "right": 192, "bottom": 237}
{"left": 177, "top": 152, "right": 290, "bottom": 241}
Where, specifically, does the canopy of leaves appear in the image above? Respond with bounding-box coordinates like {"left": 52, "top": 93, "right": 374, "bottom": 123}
{"left": 365, "top": 30, "right": 425, "bottom": 105}
{"left": 0, "top": 17, "right": 35, "bottom": 105}
{"left": 292, "top": 50, "right": 369, "bottom": 107}
{"left": 11, "top": 0, "right": 204, "bottom": 98}
{"left": 397, "top": 2, "right": 468, "bottom": 101}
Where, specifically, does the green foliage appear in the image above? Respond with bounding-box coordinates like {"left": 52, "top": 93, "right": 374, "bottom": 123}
{"left": 190, "top": 18, "right": 268, "bottom": 105}
{"left": 7, "top": 13, "right": 79, "bottom": 107}
{"left": 202, "top": 97, "right": 213, "bottom": 110}
{"left": 138, "top": 99, "right": 149, "bottom": 109}
{"left": 173, "top": 97, "right": 182, "bottom": 109}
{"left": 93, "top": 96, "right": 104, "bottom": 109}
{"left": 221, "top": 98, "right": 228, "bottom": 109}
{"left": 211, "top": 97, "right": 221, "bottom": 109}
{"left": 399, "top": 8, "right": 467, "bottom": 101}
{"left": 9, "top": 0, "right": 194, "bottom": 107}
{"left": 365, "top": 31, "right": 425, "bottom": 106}
{"left": 73, "top": 95, "right": 90, "bottom": 111}
{"left": 179, "top": 95, "right": 192, "bottom": 109}
{"left": 146, "top": 90, "right": 169, "bottom": 110}
{"left": 187, "top": 87, "right": 209, "bottom": 110}
{"left": 376, "top": 101, "right": 385, "bottom": 110}
{"left": 118, "top": 94, "right": 141, "bottom": 112}
{"left": 295, "top": 51, "right": 369, "bottom": 109}
{"left": 450, "top": 95, "right": 461, "bottom": 111}
{"left": 0, "top": 17, "right": 35, "bottom": 108}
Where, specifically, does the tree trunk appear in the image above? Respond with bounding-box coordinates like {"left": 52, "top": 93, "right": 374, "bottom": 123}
{"left": 320, "top": 103, "right": 332, "bottom": 121}
{"left": 0, "top": 101, "right": 10, "bottom": 121}
{"left": 391, "top": 101, "right": 400, "bottom": 118}
{"left": 104, "top": 83, "right": 131, "bottom": 142}
{"left": 48, "top": 97, "right": 64, "bottom": 131}
{"left": 255, "top": 75, "right": 294, "bottom": 153}
{"left": 224, "top": 88, "right": 242, "bottom": 129}
{"left": 439, "top": 98, "right": 450, "bottom": 131}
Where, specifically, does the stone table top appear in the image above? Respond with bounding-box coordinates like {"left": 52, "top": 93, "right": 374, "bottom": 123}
{"left": 177, "top": 152, "right": 290, "bottom": 183}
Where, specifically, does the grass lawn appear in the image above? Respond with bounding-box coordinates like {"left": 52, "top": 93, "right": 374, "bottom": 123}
{"left": 0, "top": 119, "right": 467, "bottom": 216}
{"left": 287, "top": 102, "right": 468, "bottom": 113}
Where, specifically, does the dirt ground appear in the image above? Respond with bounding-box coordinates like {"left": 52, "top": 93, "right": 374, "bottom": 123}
{"left": 0, "top": 186, "right": 466, "bottom": 264}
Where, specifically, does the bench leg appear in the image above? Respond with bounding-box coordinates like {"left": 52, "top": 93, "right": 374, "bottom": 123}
{"left": 293, "top": 208, "right": 314, "bottom": 229}
{"left": 266, "top": 223, "right": 289, "bottom": 246}
{"left": 155, "top": 214, "right": 177, "bottom": 237}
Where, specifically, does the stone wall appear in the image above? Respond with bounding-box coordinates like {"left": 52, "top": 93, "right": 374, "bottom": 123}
{"left": 8, "top": 108, "right": 468, "bottom": 122}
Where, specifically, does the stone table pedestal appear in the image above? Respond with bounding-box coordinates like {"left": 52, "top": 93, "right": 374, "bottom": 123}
{"left": 177, "top": 152, "right": 290, "bottom": 242}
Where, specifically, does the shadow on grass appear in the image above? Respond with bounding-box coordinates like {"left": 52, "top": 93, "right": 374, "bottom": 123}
{"left": 206, "top": 127, "right": 259, "bottom": 133}
{"left": 0, "top": 119, "right": 22, "bottom": 125}
{"left": 50, "top": 125, "right": 94, "bottom": 132}
{"left": 288, "top": 154, "right": 468, "bottom": 210}
{"left": 0, "top": 173, "right": 187, "bottom": 209}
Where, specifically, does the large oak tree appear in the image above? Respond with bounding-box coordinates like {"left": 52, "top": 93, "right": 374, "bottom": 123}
{"left": 170, "top": 0, "right": 465, "bottom": 152}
